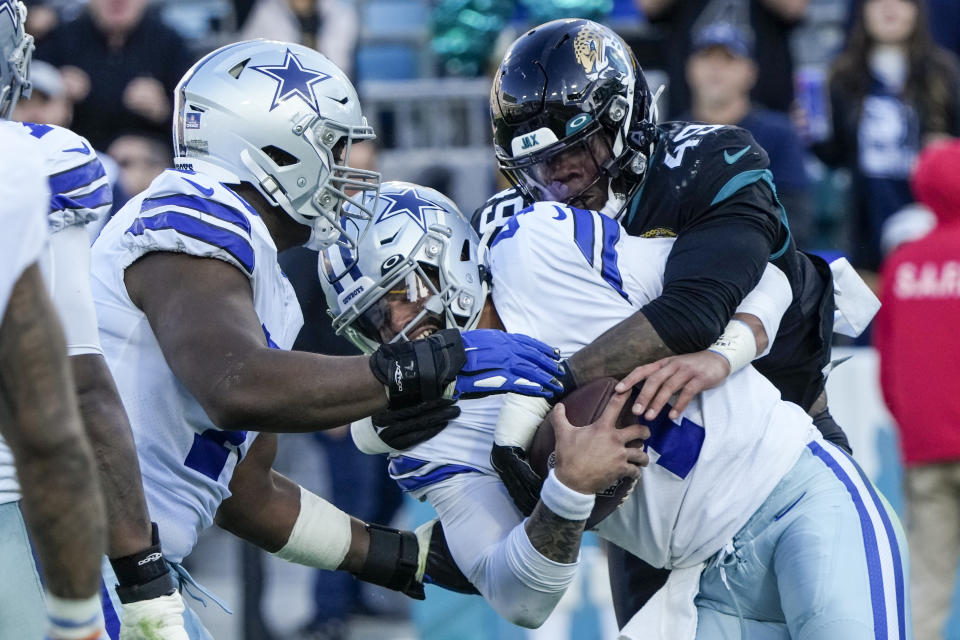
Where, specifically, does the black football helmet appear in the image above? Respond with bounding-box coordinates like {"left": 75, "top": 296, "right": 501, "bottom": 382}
{"left": 491, "top": 19, "right": 657, "bottom": 212}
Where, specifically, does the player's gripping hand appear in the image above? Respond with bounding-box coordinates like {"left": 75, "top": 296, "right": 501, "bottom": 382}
{"left": 552, "top": 392, "right": 649, "bottom": 495}
{"left": 370, "top": 398, "right": 461, "bottom": 450}
{"left": 491, "top": 443, "right": 542, "bottom": 516}
{"left": 119, "top": 592, "right": 190, "bottom": 640}
{"left": 455, "top": 330, "right": 563, "bottom": 400}
{"left": 369, "top": 328, "right": 563, "bottom": 411}
{"left": 615, "top": 350, "right": 731, "bottom": 421}
{"left": 491, "top": 362, "right": 579, "bottom": 515}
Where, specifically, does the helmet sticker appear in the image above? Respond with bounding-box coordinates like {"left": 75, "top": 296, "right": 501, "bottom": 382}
{"left": 565, "top": 113, "right": 593, "bottom": 136}
{"left": 375, "top": 186, "right": 445, "bottom": 232}
{"left": 573, "top": 22, "right": 630, "bottom": 82}
{"left": 511, "top": 126, "right": 559, "bottom": 158}
{"left": 185, "top": 112, "right": 201, "bottom": 129}
{"left": 250, "top": 49, "right": 332, "bottom": 115}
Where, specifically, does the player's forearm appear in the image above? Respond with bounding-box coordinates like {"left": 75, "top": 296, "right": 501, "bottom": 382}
{"left": 71, "top": 353, "right": 154, "bottom": 558}
{"left": 524, "top": 501, "right": 587, "bottom": 564}
{"left": 567, "top": 310, "right": 674, "bottom": 383}
{"left": 206, "top": 349, "right": 387, "bottom": 432}
{"left": 0, "top": 266, "right": 106, "bottom": 598}
{"left": 217, "top": 434, "right": 370, "bottom": 572}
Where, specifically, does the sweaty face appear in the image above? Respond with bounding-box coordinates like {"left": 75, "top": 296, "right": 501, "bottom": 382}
{"left": 358, "top": 270, "right": 444, "bottom": 344}
{"left": 520, "top": 130, "right": 613, "bottom": 210}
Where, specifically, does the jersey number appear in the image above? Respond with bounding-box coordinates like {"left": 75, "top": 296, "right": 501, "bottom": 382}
{"left": 641, "top": 405, "right": 704, "bottom": 479}
{"left": 184, "top": 429, "right": 247, "bottom": 480}
{"left": 663, "top": 124, "right": 723, "bottom": 169}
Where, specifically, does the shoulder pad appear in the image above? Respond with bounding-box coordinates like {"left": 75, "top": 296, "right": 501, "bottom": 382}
{"left": 18, "top": 123, "right": 113, "bottom": 233}
{"left": 471, "top": 186, "right": 528, "bottom": 236}
{"left": 123, "top": 170, "right": 258, "bottom": 276}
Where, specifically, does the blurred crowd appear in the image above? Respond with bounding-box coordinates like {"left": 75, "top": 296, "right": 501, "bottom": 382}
{"left": 13, "top": 0, "right": 960, "bottom": 638}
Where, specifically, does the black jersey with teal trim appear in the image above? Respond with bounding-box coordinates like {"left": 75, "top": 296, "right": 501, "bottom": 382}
{"left": 473, "top": 121, "right": 833, "bottom": 409}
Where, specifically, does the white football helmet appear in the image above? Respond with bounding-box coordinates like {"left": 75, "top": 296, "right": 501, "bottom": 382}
{"left": 0, "top": 0, "right": 33, "bottom": 119}
{"left": 173, "top": 40, "right": 379, "bottom": 250}
{"left": 319, "top": 181, "right": 488, "bottom": 354}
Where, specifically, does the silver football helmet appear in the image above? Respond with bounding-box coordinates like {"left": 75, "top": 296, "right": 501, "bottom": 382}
{"left": 320, "top": 181, "right": 488, "bottom": 354}
{"left": 0, "top": 0, "right": 33, "bottom": 119}
{"left": 173, "top": 39, "right": 379, "bottom": 250}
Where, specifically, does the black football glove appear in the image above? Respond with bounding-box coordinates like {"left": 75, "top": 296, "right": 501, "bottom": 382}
{"left": 490, "top": 444, "right": 543, "bottom": 517}
{"left": 370, "top": 398, "right": 461, "bottom": 450}
{"left": 416, "top": 519, "right": 479, "bottom": 595}
{"left": 490, "top": 361, "right": 579, "bottom": 515}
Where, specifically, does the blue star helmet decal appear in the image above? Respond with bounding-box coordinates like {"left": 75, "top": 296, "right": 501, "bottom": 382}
{"left": 251, "top": 49, "right": 332, "bottom": 114}
{"left": 375, "top": 186, "right": 447, "bottom": 232}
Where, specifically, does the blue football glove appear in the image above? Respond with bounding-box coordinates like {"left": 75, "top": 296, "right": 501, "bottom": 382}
{"left": 455, "top": 329, "right": 563, "bottom": 400}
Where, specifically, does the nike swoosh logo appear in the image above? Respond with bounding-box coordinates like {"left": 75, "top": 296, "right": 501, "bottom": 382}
{"left": 63, "top": 142, "right": 91, "bottom": 155}
{"left": 182, "top": 177, "right": 215, "bottom": 197}
{"left": 723, "top": 145, "right": 751, "bottom": 164}
{"left": 552, "top": 205, "right": 567, "bottom": 220}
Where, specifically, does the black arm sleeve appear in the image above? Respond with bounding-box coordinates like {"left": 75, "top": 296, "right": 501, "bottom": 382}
{"left": 640, "top": 184, "right": 781, "bottom": 354}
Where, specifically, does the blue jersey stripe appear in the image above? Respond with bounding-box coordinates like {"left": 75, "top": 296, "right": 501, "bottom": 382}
{"left": 394, "top": 464, "right": 480, "bottom": 492}
{"left": 127, "top": 211, "right": 255, "bottom": 274}
{"left": 571, "top": 208, "right": 595, "bottom": 267}
{"left": 100, "top": 579, "right": 121, "bottom": 639}
{"left": 50, "top": 184, "right": 113, "bottom": 213}
{"left": 843, "top": 444, "right": 907, "bottom": 639}
{"left": 599, "top": 215, "right": 629, "bottom": 301}
{"left": 48, "top": 158, "right": 106, "bottom": 195}
{"left": 141, "top": 193, "right": 252, "bottom": 234}
{"left": 388, "top": 455, "right": 430, "bottom": 476}
{"left": 808, "top": 441, "right": 887, "bottom": 638}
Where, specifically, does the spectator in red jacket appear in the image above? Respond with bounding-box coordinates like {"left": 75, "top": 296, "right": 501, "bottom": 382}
{"left": 875, "top": 138, "right": 960, "bottom": 640}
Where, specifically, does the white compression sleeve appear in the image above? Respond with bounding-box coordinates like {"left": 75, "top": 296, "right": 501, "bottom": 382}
{"left": 733, "top": 262, "right": 792, "bottom": 358}
{"left": 425, "top": 473, "right": 577, "bottom": 628}
{"left": 273, "top": 486, "right": 352, "bottom": 570}
{"left": 494, "top": 393, "right": 551, "bottom": 448}
{"left": 39, "top": 225, "right": 103, "bottom": 356}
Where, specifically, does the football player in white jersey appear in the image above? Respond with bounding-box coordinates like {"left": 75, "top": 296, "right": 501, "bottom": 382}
{"left": 0, "top": 119, "right": 108, "bottom": 639}
{"left": 88, "top": 40, "right": 566, "bottom": 638}
{"left": 1, "top": 2, "right": 189, "bottom": 638}
{"left": 324, "top": 182, "right": 910, "bottom": 639}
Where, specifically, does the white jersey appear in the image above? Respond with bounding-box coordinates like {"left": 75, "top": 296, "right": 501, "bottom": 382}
{"left": 0, "top": 121, "right": 108, "bottom": 505}
{"left": 0, "top": 120, "right": 112, "bottom": 233}
{"left": 90, "top": 169, "right": 303, "bottom": 562}
{"left": 491, "top": 202, "right": 815, "bottom": 569}
{"left": 390, "top": 201, "right": 793, "bottom": 509}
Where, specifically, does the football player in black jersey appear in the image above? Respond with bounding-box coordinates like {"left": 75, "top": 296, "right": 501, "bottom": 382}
{"left": 475, "top": 18, "right": 851, "bottom": 627}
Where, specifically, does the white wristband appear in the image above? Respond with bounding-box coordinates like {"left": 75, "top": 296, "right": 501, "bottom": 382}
{"left": 539, "top": 468, "right": 595, "bottom": 521}
{"left": 707, "top": 319, "right": 757, "bottom": 374}
{"left": 494, "top": 393, "right": 551, "bottom": 449}
{"left": 46, "top": 592, "right": 104, "bottom": 640}
{"left": 273, "top": 486, "right": 352, "bottom": 570}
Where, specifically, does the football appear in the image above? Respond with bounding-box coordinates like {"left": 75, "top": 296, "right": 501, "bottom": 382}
{"left": 527, "top": 377, "right": 641, "bottom": 529}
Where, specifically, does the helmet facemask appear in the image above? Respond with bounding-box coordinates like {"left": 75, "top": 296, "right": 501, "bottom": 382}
{"left": 498, "top": 121, "right": 616, "bottom": 211}
{"left": 236, "top": 113, "right": 380, "bottom": 251}
{"left": 319, "top": 181, "right": 488, "bottom": 355}
{"left": 0, "top": 0, "right": 33, "bottom": 119}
